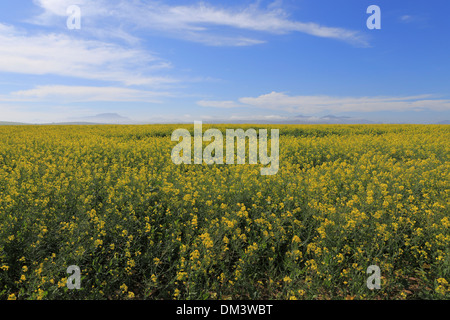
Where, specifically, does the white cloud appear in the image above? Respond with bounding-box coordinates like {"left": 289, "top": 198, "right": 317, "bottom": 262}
{"left": 0, "top": 23, "right": 175, "bottom": 86}
{"left": 398, "top": 14, "right": 429, "bottom": 27}
{"left": 6, "top": 85, "right": 170, "bottom": 103}
{"left": 31, "top": 0, "right": 369, "bottom": 47}
{"left": 30, "top": 0, "right": 106, "bottom": 24}
{"left": 29, "top": 0, "right": 142, "bottom": 45}
{"left": 197, "top": 100, "right": 245, "bottom": 109}
{"left": 0, "top": 103, "right": 95, "bottom": 123}
{"left": 198, "top": 92, "right": 450, "bottom": 113}
{"left": 133, "top": 2, "right": 368, "bottom": 46}
{"left": 400, "top": 15, "right": 413, "bottom": 22}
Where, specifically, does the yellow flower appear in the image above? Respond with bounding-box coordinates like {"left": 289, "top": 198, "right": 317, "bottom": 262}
{"left": 223, "top": 236, "right": 229, "bottom": 244}
{"left": 37, "top": 289, "right": 45, "bottom": 300}
{"left": 190, "top": 250, "right": 200, "bottom": 261}
{"left": 436, "top": 277, "right": 449, "bottom": 295}
{"left": 8, "top": 294, "right": 17, "bottom": 300}
{"left": 120, "top": 283, "right": 128, "bottom": 293}
{"left": 127, "top": 259, "right": 136, "bottom": 268}
{"left": 441, "top": 217, "right": 450, "bottom": 228}
{"left": 58, "top": 278, "right": 67, "bottom": 288}
{"left": 176, "top": 271, "right": 187, "bottom": 281}
{"left": 200, "top": 232, "right": 214, "bottom": 249}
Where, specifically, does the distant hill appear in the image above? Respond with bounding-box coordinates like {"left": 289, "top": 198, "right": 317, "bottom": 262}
{"left": 203, "top": 114, "right": 377, "bottom": 125}
{"left": 0, "top": 121, "right": 28, "bottom": 125}
{"left": 315, "top": 115, "right": 375, "bottom": 124}
{"left": 42, "top": 122, "right": 103, "bottom": 125}
{"left": 66, "top": 113, "right": 135, "bottom": 124}
{"left": 2, "top": 114, "right": 447, "bottom": 125}
{"left": 1, "top": 113, "right": 135, "bottom": 125}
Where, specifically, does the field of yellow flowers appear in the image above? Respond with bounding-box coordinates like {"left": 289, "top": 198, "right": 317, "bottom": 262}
{"left": 0, "top": 124, "right": 449, "bottom": 300}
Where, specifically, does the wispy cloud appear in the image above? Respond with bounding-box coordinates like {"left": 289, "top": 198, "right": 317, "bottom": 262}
{"left": 198, "top": 92, "right": 450, "bottom": 113}
{"left": 197, "top": 100, "right": 244, "bottom": 109}
{"left": 0, "top": 23, "right": 175, "bottom": 86}
{"left": 4, "top": 85, "right": 170, "bottom": 103}
{"left": 399, "top": 14, "right": 428, "bottom": 26}
{"left": 31, "top": 0, "right": 369, "bottom": 47}
{"left": 0, "top": 103, "right": 94, "bottom": 123}
{"left": 400, "top": 15, "right": 414, "bottom": 22}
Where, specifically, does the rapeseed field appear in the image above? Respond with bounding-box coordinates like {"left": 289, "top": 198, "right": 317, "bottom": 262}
{"left": 0, "top": 124, "right": 448, "bottom": 300}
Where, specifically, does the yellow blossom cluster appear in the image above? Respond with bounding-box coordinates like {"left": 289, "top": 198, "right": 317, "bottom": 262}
{"left": 0, "top": 124, "right": 448, "bottom": 300}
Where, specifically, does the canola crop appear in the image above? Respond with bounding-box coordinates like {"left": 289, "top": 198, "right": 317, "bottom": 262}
{"left": 0, "top": 124, "right": 449, "bottom": 300}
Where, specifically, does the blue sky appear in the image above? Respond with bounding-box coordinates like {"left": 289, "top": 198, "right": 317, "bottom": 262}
{"left": 0, "top": 0, "right": 449, "bottom": 124}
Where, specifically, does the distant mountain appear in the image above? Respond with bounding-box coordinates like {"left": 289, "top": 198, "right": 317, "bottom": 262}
{"left": 43, "top": 121, "right": 103, "bottom": 125}
{"left": 317, "top": 115, "right": 375, "bottom": 124}
{"left": 203, "top": 114, "right": 377, "bottom": 125}
{"left": 0, "top": 121, "right": 28, "bottom": 125}
{"left": 4, "top": 114, "right": 443, "bottom": 125}
{"left": 0, "top": 113, "right": 137, "bottom": 125}
{"left": 66, "top": 113, "right": 136, "bottom": 124}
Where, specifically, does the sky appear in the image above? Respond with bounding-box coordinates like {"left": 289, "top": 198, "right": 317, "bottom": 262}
{"left": 0, "top": 0, "right": 449, "bottom": 124}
